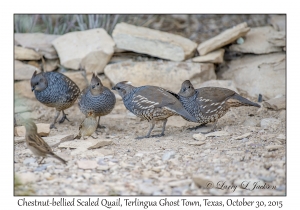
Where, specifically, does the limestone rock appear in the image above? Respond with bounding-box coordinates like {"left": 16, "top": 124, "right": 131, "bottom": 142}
{"left": 43, "top": 58, "right": 59, "bottom": 72}
{"left": 269, "top": 15, "right": 286, "bottom": 31}
{"left": 15, "top": 60, "right": 41, "bottom": 80}
{"left": 62, "top": 71, "right": 87, "bottom": 91}
{"left": 104, "top": 60, "right": 215, "bottom": 92}
{"left": 14, "top": 80, "right": 35, "bottom": 100}
{"left": 205, "top": 131, "right": 229, "bottom": 137}
{"left": 229, "top": 26, "right": 285, "bottom": 54}
{"left": 192, "top": 49, "right": 224, "bottom": 63}
{"left": 112, "top": 22, "right": 197, "bottom": 61}
{"left": 15, "top": 46, "right": 41, "bottom": 60}
{"left": 17, "top": 172, "right": 38, "bottom": 184}
{"left": 52, "top": 28, "right": 115, "bottom": 73}
{"left": 15, "top": 33, "right": 60, "bottom": 59}
{"left": 263, "top": 96, "right": 286, "bottom": 110}
{"left": 192, "top": 175, "right": 214, "bottom": 188}
{"left": 197, "top": 22, "right": 250, "bottom": 55}
{"left": 266, "top": 145, "right": 284, "bottom": 151}
{"left": 220, "top": 53, "right": 285, "bottom": 99}
{"left": 77, "top": 160, "right": 98, "bottom": 170}
{"left": 193, "top": 133, "right": 206, "bottom": 141}
{"left": 198, "top": 79, "right": 239, "bottom": 93}
{"left": 14, "top": 123, "right": 50, "bottom": 137}
{"left": 261, "top": 118, "right": 281, "bottom": 130}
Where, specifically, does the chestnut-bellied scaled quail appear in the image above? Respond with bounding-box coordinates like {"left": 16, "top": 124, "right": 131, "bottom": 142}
{"left": 22, "top": 119, "right": 67, "bottom": 165}
{"left": 176, "top": 80, "right": 260, "bottom": 133}
{"left": 112, "top": 81, "right": 198, "bottom": 139}
{"left": 74, "top": 110, "right": 98, "bottom": 140}
{"left": 78, "top": 73, "right": 116, "bottom": 130}
{"left": 31, "top": 71, "right": 80, "bottom": 129}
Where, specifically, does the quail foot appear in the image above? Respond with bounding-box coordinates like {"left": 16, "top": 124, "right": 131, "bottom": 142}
{"left": 31, "top": 71, "right": 80, "bottom": 129}
{"left": 112, "top": 81, "right": 197, "bottom": 139}
{"left": 22, "top": 119, "right": 67, "bottom": 165}
{"left": 176, "top": 80, "right": 260, "bottom": 133}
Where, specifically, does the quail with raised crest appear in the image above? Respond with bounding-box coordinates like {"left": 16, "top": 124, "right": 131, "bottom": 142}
{"left": 176, "top": 80, "right": 260, "bottom": 133}
{"left": 22, "top": 119, "right": 67, "bottom": 165}
{"left": 78, "top": 73, "right": 116, "bottom": 130}
{"left": 112, "top": 81, "right": 198, "bottom": 139}
{"left": 31, "top": 71, "right": 80, "bottom": 129}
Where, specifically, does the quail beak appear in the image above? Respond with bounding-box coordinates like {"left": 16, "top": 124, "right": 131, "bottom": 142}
{"left": 112, "top": 86, "right": 116, "bottom": 90}
{"left": 31, "top": 87, "right": 35, "bottom": 92}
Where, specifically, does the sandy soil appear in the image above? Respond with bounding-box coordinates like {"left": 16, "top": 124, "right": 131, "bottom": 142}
{"left": 14, "top": 95, "right": 286, "bottom": 196}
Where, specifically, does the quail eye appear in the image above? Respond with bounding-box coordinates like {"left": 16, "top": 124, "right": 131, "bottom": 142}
{"left": 97, "top": 83, "right": 99, "bottom": 86}
{"left": 188, "top": 86, "right": 190, "bottom": 89}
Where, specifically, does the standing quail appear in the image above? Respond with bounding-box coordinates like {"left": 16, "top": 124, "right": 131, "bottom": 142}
{"left": 31, "top": 71, "right": 80, "bottom": 129}
{"left": 22, "top": 119, "right": 67, "bottom": 165}
{"left": 112, "top": 81, "right": 198, "bottom": 139}
{"left": 78, "top": 73, "right": 116, "bottom": 130}
{"left": 74, "top": 110, "right": 98, "bottom": 140}
{"left": 176, "top": 80, "right": 261, "bottom": 133}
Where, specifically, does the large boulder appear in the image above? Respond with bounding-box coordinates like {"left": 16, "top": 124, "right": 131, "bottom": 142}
{"left": 112, "top": 22, "right": 197, "bottom": 62}
{"left": 15, "top": 46, "right": 41, "bottom": 60}
{"left": 104, "top": 60, "right": 215, "bottom": 92}
{"left": 14, "top": 33, "right": 60, "bottom": 59}
{"left": 15, "top": 60, "right": 41, "bottom": 80}
{"left": 229, "top": 26, "right": 285, "bottom": 54}
{"left": 52, "top": 28, "right": 115, "bottom": 74}
{"left": 197, "top": 22, "right": 250, "bottom": 56}
{"left": 219, "top": 52, "right": 285, "bottom": 99}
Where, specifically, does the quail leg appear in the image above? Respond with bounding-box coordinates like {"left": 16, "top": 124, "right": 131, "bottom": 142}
{"left": 201, "top": 121, "right": 218, "bottom": 134}
{"left": 135, "top": 121, "right": 155, "bottom": 140}
{"left": 50, "top": 111, "right": 60, "bottom": 129}
{"left": 59, "top": 110, "right": 70, "bottom": 124}
{"left": 96, "top": 117, "right": 106, "bottom": 130}
{"left": 151, "top": 119, "right": 167, "bottom": 138}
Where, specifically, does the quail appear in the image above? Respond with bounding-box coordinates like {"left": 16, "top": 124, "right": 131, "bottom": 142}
{"left": 22, "top": 119, "right": 67, "bottom": 165}
{"left": 112, "top": 81, "right": 198, "bottom": 139}
{"left": 78, "top": 73, "right": 116, "bottom": 130}
{"left": 176, "top": 80, "right": 261, "bottom": 133}
{"left": 31, "top": 71, "right": 80, "bottom": 129}
{"left": 74, "top": 110, "right": 98, "bottom": 140}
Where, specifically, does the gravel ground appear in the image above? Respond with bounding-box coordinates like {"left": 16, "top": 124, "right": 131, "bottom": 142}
{"left": 14, "top": 97, "right": 286, "bottom": 196}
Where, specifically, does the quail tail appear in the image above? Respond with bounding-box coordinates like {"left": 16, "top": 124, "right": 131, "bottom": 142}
{"left": 231, "top": 94, "right": 261, "bottom": 108}
{"left": 168, "top": 104, "right": 198, "bottom": 122}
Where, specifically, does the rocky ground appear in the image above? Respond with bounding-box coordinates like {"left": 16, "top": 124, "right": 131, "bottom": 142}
{"left": 14, "top": 96, "right": 286, "bottom": 196}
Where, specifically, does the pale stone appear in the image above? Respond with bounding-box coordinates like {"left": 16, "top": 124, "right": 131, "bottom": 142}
{"left": 197, "top": 22, "right": 250, "bottom": 55}
{"left": 261, "top": 118, "right": 281, "bottom": 130}
{"left": 87, "top": 140, "right": 113, "bottom": 150}
{"left": 205, "top": 131, "right": 229, "bottom": 137}
{"left": 193, "top": 133, "right": 206, "bottom": 141}
{"left": 166, "top": 116, "right": 188, "bottom": 128}
{"left": 15, "top": 46, "right": 41, "bottom": 60}
{"left": 263, "top": 96, "right": 286, "bottom": 110}
{"left": 52, "top": 28, "right": 115, "bottom": 73}
{"left": 220, "top": 53, "right": 285, "bottom": 99}
{"left": 229, "top": 26, "right": 285, "bottom": 54}
{"left": 112, "top": 22, "right": 197, "bottom": 61}
{"left": 233, "top": 133, "right": 252, "bottom": 140}
{"left": 14, "top": 80, "right": 35, "bottom": 100}
{"left": 15, "top": 33, "right": 60, "bottom": 59}
{"left": 198, "top": 79, "right": 239, "bottom": 93}
{"left": 269, "top": 15, "right": 286, "bottom": 31}
{"left": 14, "top": 123, "right": 50, "bottom": 137}
{"left": 43, "top": 58, "right": 59, "bottom": 72}
{"left": 17, "top": 172, "right": 38, "bottom": 184}
{"left": 188, "top": 141, "right": 206, "bottom": 146}
{"left": 266, "top": 145, "right": 284, "bottom": 151}
{"left": 77, "top": 160, "right": 98, "bottom": 170}
{"left": 192, "top": 49, "right": 224, "bottom": 63}
{"left": 104, "top": 60, "right": 215, "bottom": 92}
{"left": 192, "top": 175, "right": 215, "bottom": 188}
{"left": 15, "top": 60, "right": 41, "bottom": 80}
